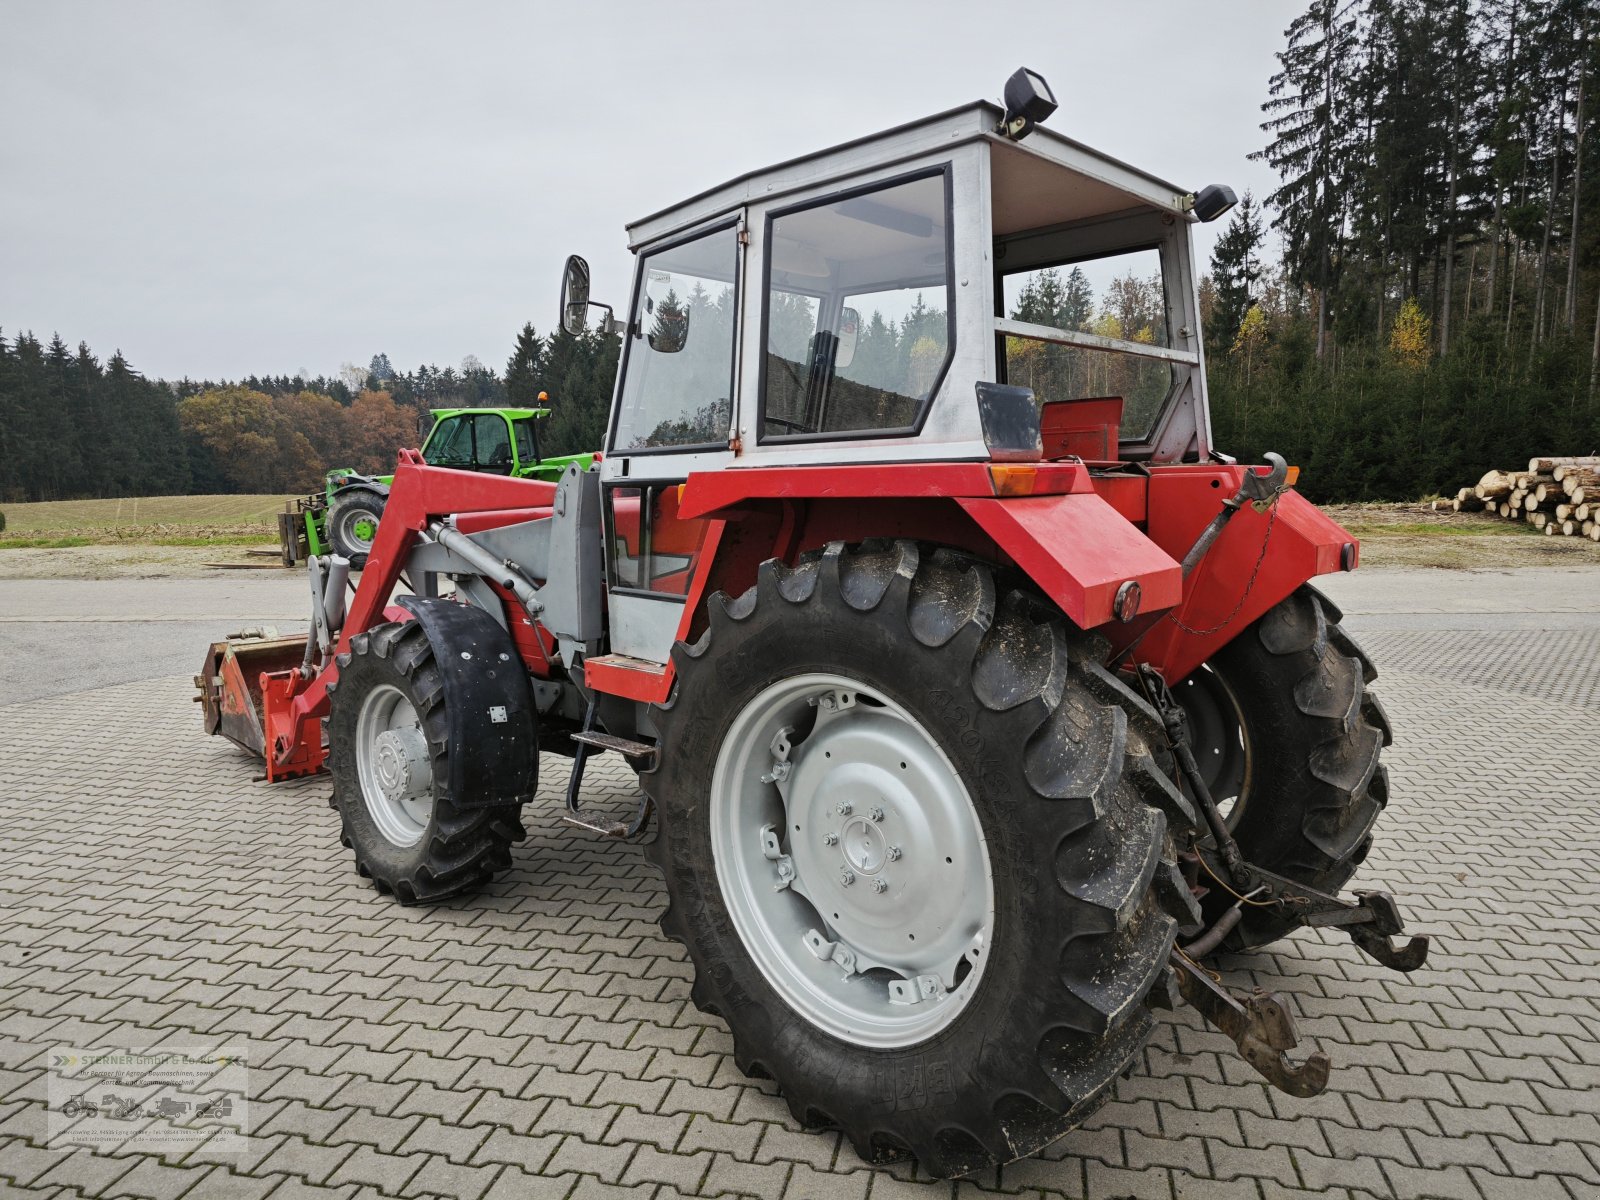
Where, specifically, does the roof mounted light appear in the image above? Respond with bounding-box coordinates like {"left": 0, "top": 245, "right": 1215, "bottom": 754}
{"left": 1000, "top": 67, "right": 1057, "bottom": 141}
{"left": 1191, "top": 184, "right": 1238, "bottom": 223}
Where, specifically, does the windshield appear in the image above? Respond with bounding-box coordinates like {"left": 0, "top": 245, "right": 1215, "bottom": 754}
{"left": 1000, "top": 247, "right": 1178, "bottom": 440}
{"left": 424, "top": 413, "right": 513, "bottom": 471}
{"left": 611, "top": 224, "right": 738, "bottom": 452}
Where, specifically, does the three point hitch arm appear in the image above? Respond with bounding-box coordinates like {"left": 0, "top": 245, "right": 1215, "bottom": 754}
{"left": 1137, "top": 663, "right": 1431, "bottom": 1099}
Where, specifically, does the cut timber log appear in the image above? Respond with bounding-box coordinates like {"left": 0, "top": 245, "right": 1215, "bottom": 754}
{"left": 1535, "top": 481, "right": 1563, "bottom": 503}
{"left": 1529, "top": 455, "right": 1600, "bottom": 474}
{"left": 1560, "top": 469, "right": 1600, "bottom": 497}
{"left": 1475, "top": 470, "right": 1517, "bottom": 499}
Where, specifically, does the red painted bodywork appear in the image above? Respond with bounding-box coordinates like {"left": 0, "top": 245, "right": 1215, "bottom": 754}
{"left": 253, "top": 450, "right": 1355, "bottom": 777}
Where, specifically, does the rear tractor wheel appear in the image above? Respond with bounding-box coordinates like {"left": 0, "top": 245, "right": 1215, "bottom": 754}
{"left": 328, "top": 492, "right": 385, "bottom": 569}
{"left": 1177, "top": 585, "right": 1392, "bottom": 951}
{"left": 644, "top": 541, "right": 1199, "bottom": 1177}
{"left": 327, "top": 621, "right": 523, "bottom": 904}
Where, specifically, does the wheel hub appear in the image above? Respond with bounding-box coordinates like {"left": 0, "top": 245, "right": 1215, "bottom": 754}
{"left": 372, "top": 727, "right": 430, "bottom": 805}
{"left": 710, "top": 673, "right": 994, "bottom": 1049}
{"left": 838, "top": 817, "right": 886, "bottom": 874}
{"left": 354, "top": 683, "right": 432, "bottom": 847}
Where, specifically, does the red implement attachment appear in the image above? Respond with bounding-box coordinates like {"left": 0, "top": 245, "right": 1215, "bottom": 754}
{"left": 194, "top": 631, "right": 319, "bottom": 773}
{"left": 260, "top": 668, "right": 326, "bottom": 781}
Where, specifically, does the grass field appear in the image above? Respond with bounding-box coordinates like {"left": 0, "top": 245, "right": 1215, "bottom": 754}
{"left": 1, "top": 494, "right": 295, "bottom": 532}
{"left": 0, "top": 494, "right": 297, "bottom": 548}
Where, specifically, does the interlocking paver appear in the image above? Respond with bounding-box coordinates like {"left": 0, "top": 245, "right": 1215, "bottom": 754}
{"left": 4, "top": 591, "right": 1600, "bottom": 1200}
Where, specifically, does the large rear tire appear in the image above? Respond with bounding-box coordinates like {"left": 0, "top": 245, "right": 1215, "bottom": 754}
{"left": 1179, "top": 585, "right": 1391, "bottom": 950}
{"left": 643, "top": 541, "right": 1198, "bottom": 1177}
{"left": 327, "top": 621, "right": 524, "bottom": 904}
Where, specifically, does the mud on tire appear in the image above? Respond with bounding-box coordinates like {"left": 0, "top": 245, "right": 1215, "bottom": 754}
{"left": 328, "top": 621, "right": 523, "bottom": 904}
{"left": 643, "top": 541, "right": 1200, "bottom": 1177}
{"left": 1185, "top": 585, "right": 1392, "bottom": 950}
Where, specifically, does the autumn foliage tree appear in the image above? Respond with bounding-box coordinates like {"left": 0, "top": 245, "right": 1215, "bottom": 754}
{"left": 178, "top": 387, "right": 419, "bottom": 493}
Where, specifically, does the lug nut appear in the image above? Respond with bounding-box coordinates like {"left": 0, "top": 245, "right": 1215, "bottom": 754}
{"left": 840, "top": 869, "right": 855, "bottom": 886}
{"left": 887, "top": 846, "right": 902, "bottom": 861}
{"left": 872, "top": 878, "right": 888, "bottom": 894}
{"left": 870, "top": 807, "right": 885, "bottom": 822}
{"left": 837, "top": 802, "right": 853, "bottom": 815}
{"left": 822, "top": 832, "right": 839, "bottom": 846}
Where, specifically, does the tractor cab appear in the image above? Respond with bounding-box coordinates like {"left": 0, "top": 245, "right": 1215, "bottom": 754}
{"left": 422, "top": 406, "right": 546, "bottom": 477}
{"left": 560, "top": 77, "right": 1236, "bottom": 664}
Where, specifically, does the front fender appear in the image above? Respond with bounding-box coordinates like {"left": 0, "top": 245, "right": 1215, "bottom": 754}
{"left": 394, "top": 596, "right": 538, "bottom": 808}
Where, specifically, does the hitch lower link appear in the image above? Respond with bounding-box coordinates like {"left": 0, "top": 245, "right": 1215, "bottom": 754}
{"left": 1135, "top": 664, "right": 1431, "bottom": 1099}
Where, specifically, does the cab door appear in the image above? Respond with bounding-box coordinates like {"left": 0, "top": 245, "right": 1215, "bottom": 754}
{"left": 599, "top": 217, "right": 744, "bottom": 664}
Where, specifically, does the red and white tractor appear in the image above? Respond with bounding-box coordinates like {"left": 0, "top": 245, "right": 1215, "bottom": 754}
{"left": 198, "top": 70, "right": 1426, "bottom": 1177}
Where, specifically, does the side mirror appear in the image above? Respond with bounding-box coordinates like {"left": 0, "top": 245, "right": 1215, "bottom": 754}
{"left": 835, "top": 306, "right": 860, "bottom": 370}
{"left": 560, "top": 255, "right": 591, "bottom": 336}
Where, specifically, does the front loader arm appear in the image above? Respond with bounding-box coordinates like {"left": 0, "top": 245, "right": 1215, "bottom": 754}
{"left": 263, "top": 451, "right": 560, "bottom": 778}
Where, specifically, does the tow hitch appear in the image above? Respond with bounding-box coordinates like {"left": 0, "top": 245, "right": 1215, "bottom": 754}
{"left": 1136, "top": 663, "right": 1430, "bottom": 1097}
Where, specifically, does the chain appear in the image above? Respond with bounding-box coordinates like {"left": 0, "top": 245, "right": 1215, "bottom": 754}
{"left": 1168, "top": 489, "right": 1285, "bottom": 638}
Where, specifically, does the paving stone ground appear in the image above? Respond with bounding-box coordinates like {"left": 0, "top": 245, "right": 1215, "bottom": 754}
{"left": 1, "top": 586, "right": 1597, "bottom": 1200}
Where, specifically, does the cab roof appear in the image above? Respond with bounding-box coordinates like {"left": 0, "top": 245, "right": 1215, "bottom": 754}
{"left": 624, "top": 100, "right": 1194, "bottom": 251}
{"left": 429, "top": 407, "right": 548, "bottom": 420}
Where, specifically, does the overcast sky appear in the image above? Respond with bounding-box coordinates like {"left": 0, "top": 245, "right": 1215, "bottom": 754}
{"left": 1, "top": 1, "right": 1289, "bottom": 383}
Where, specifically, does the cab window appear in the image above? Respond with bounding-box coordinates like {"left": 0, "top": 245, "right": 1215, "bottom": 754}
{"left": 512, "top": 418, "right": 538, "bottom": 466}
{"left": 761, "top": 169, "right": 952, "bottom": 440}
{"left": 424, "top": 414, "right": 514, "bottom": 472}
{"left": 611, "top": 224, "right": 739, "bottom": 453}
{"left": 1000, "top": 247, "right": 1176, "bottom": 439}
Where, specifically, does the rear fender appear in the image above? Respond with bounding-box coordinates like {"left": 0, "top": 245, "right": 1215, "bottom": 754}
{"left": 1123, "top": 475, "right": 1357, "bottom": 682}
{"left": 954, "top": 492, "right": 1182, "bottom": 629}
{"left": 675, "top": 462, "right": 1182, "bottom": 635}
{"left": 394, "top": 596, "right": 538, "bottom": 809}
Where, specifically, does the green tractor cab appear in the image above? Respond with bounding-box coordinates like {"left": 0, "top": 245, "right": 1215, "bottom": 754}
{"left": 279, "top": 403, "right": 595, "bottom": 567}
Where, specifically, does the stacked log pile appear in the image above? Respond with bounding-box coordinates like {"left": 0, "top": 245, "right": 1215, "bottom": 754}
{"left": 1434, "top": 456, "right": 1600, "bottom": 540}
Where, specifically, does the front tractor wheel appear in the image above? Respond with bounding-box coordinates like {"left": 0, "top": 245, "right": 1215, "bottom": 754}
{"left": 644, "top": 541, "right": 1199, "bottom": 1177}
{"left": 327, "top": 621, "right": 523, "bottom": 904}
{"left": 328, "top": 492, "right": 385, "bottom": 569}
{"left": 1178, "top": 585, "right": 1392, "bottom": 951}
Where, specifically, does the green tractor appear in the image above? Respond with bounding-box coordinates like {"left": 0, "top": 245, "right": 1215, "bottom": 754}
{"left": 279, "top": 402, "right": 595, "bottom": 568}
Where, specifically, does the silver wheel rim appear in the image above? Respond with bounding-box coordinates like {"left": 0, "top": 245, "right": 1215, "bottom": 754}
{"left": 709, "top": 672, "right": 994, "bottom": 1049}
{"left": 1178, "top": 667, "right": 1252, "bottom": 831}
{"left": 355, "top": 683, "right": 432, "bottom": 847}
{"left": 335, "top": 505, "right": 377, "bottom": 554}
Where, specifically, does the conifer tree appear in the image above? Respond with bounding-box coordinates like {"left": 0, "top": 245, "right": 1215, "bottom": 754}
{"left": 1254, "top": 0, "right": 1364, "bottom": 358}
{"left": 1210, "top": 191, "right": 1267, "bottom": 351}
{"left": 504, "top": 322, "right": 545, "bottom": 408}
